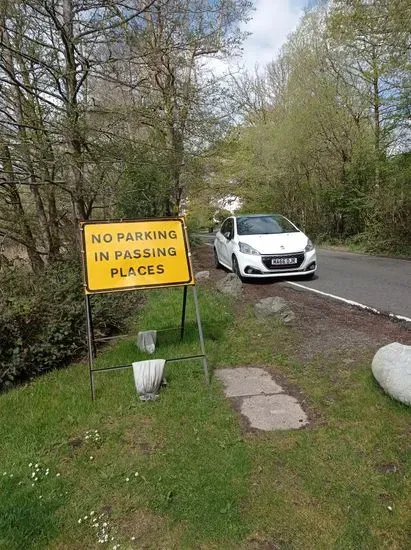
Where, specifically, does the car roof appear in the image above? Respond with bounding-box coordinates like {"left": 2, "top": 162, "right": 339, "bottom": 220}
{"left": 234, "top": 213, "right": 283, "bottom": 218}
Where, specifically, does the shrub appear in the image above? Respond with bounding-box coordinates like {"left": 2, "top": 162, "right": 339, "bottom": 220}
{"left": 0, "top": 257, "right": 141, "bottom": 391}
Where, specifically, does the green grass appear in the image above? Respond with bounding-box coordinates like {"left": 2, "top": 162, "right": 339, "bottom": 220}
{"left": 0, "top": 286, "right": 410, "bottom": 549}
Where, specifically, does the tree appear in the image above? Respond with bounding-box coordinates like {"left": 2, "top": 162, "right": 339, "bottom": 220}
{"left": 0, "top": 0, "right": 252, "bottom": 270}
{"left": 328, "top": 0, "right": 411, "bottom": 178}
{"left": 0, "top": 0, "right": 159, "bottom": 269}
{"left": 207, "top": 0, "right": 411, "bottom": 253}
{"left": 107, "top": 0, "right": 252, "bottom": 215}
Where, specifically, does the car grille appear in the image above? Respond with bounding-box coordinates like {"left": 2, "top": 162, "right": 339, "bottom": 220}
{"left": 261, "top": 252, "right": 305, "bottom": 270}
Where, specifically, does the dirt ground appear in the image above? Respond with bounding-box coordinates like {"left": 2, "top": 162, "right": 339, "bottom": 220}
{"left": 192, "top": 245, "right": 411, "bottom": 362}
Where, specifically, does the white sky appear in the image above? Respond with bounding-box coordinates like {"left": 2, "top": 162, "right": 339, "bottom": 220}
{"left": 240, "top": 0, "right": 306, "bottom": 70}
{"left": 208, "top": 0, "right": 307, "bottom": 75}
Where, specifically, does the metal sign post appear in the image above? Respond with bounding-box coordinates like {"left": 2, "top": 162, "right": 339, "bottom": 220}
{"left": 180, "top": 285, "right": 188, "bottom": 341}
{"left": 80, "top": 217, "right": 209, "bottom": 400}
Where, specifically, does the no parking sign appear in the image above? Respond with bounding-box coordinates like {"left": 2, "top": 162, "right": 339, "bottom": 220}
{"left": 80, "top": 218, "right": 194, "bottom": 293}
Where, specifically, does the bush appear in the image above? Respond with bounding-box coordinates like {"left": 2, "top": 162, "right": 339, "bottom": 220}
{"left": 0, "top": 257, "right": 141, "bottom": 391}
{"left": 363, "top": 156, "right": 411, "bottom": 255}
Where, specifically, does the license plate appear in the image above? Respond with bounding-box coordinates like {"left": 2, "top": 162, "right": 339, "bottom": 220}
{"left": 271, "top": 257, "right": 298, "bottom": 266}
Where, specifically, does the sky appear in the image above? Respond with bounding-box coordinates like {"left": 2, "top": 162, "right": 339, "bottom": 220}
{"left": 238, "top": 0, "right": 308, "bottom": 71}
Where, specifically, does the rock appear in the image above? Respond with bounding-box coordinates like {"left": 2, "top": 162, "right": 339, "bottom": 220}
{"left": 137, "top": 330, "right": 157, "bottom": 354}
{"left": 254, "top": 296, "right": 295, "bottom": 323}
{"left": 372, "top": 342, "right": 411, "bottom": 406}
{"left": 195, "top": 270, "right": 210, "bottom": 281}
{"left": 216, "top": 273, "right": 242, "bottom": 297}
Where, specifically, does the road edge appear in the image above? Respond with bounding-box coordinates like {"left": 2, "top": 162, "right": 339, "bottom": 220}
{"left": 286, "top": 281, "right": 411, "bottom": 324}
{"left": 318, "top": 246, "right": 411, "bottom": 262}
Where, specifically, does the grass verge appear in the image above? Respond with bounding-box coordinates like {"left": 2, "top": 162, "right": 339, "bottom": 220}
{"left": 0, "top": 286, "right": 410, "bottom": 549}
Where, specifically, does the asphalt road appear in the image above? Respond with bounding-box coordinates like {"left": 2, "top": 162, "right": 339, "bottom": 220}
{"left": 195, "top": 233, "right": 411, "bottom": 320}
{"left": 291, "top": 248, "right": 411, "bottom": 321}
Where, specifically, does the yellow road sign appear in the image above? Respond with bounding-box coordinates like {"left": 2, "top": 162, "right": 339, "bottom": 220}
{"left": 80, "top": 218, "right": 194, "bottom": 294}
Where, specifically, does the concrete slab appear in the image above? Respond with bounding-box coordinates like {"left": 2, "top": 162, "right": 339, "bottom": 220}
{"left": 215, "top": 367, "right": 309, "bottom": 431}
{"left": 215, "top": 367, "right": 283, "bottom": 397}
{"left": 241, "top": 394, "right": 308, "bottom": 431}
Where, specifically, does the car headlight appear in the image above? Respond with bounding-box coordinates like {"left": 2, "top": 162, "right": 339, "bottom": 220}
{"left": 305, "top": 239, "right": 314, "bottom": 252}
{"left": 239, "top": 242, "right": 260, "bottom": 255}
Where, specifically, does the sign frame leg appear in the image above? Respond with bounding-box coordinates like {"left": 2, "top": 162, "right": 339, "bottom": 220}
{"left": 88, "top": 298, "right": 97, "bottom": 359}
{"left": 192, "top": 285, "right": 209, "bottom": 384}
{"left": 85, "top": 294, "right": 96, "bottom": 401}
{"left": 180, "top": 285, "right": 188, "bottom": 341}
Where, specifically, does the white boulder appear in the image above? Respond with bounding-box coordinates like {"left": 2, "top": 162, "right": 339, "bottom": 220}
{"left": 372, "top": 342, "right": 411, "bottom": 406}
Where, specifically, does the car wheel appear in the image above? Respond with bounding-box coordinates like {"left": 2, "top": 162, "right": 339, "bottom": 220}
{"left": 232, "top": 255, "right": 243, "bottom": 280}
{"left": 214, "top": 247, "right": 222, "bottom": 269}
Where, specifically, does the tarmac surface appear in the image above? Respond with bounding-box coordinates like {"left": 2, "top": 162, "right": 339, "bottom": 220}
{"left": 196, "top": 232, "right": 411, "bottom": 320}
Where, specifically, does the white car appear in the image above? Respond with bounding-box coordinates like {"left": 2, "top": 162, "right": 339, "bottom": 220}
{"left": 213, "top": 214, "right": 317, "bottom": 280}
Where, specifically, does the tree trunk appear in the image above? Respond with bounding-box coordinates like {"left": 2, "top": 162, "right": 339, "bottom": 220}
{"left": 1, "top": 145, "right": 45, "bottom": 273}
{"left": 1, "top": 15, "right": 54, "bottom": 259}
{"left": 62, "top": 0, "right": 88, "bottom": 223}
{"left": 371, "top": 46, "right": 381, "bottom": 187}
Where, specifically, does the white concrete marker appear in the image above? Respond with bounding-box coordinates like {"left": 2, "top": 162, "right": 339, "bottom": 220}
{"left": 287, "top": 281, "right": 411, "bottom": 323}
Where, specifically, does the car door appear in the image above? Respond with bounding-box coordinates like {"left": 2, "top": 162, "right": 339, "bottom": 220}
{"left": 224, "top": 218, "right": 234, "bottom": 267}
{"left": 215, "top": 219, "right": 228, "bottom": 265}
{"left": 215, "top": 218, "right": 232, "bottom": 266}
{"left": 220, "top": 218, "right": 235, "bottom": 266}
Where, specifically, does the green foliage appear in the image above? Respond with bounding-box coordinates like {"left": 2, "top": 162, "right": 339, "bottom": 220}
{"left": 186, "top": 204, "right": 216, "bottom": 232}
{"left": 208, "top": 4, "right": 411, "bottom": 255}
{"left": 214, "top": 208, "right": 232, "bottom": 224}
{"left": 363, "top": 154, "right": 411, "bottom": 254}
{"left": 116, "top": 150, "right": 171, "bottom": 219}
{"left": 0, "top": 258, "right": 141, "bottom": 391}
{"left": 186, "top": 197, "right": 233, "bottom": 235}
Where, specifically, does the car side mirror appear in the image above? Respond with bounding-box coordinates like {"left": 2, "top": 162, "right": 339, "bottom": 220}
{"left": 223, "top": 231, "right": 231, "bottom": 240}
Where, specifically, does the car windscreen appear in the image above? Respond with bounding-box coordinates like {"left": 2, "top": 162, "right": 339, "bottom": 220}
{"left": 236, "top": 215, "right": 298, "bottom": 235}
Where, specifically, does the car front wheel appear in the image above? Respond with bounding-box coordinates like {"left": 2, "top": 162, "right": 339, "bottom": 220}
{"left": 232, "top": 255, "right": 243, "bottom": 280}
{"left": 214, "top": 247, "right": 222, "bottom": 269}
